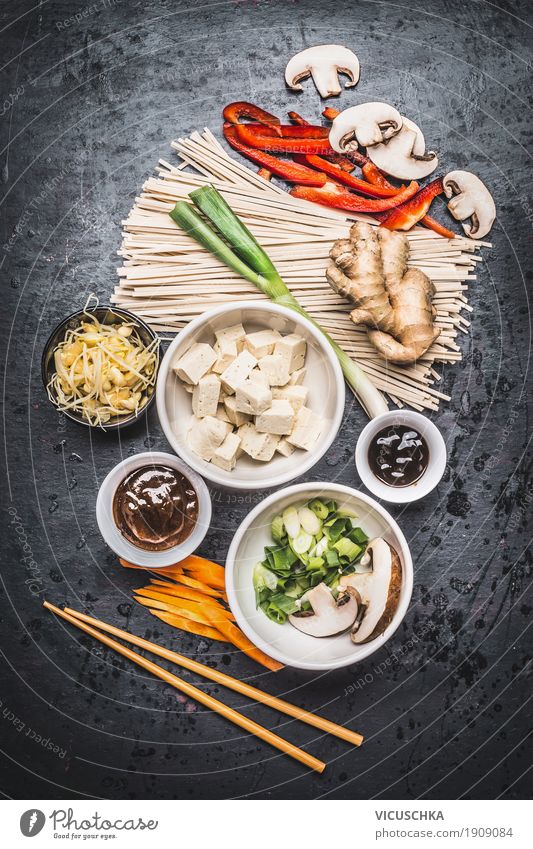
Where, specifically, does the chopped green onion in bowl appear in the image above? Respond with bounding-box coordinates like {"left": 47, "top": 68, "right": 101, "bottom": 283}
{"left": 253, "top": 498, "right": 368, "bottom": 625}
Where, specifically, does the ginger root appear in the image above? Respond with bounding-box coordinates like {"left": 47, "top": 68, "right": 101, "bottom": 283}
{"left": 326, "top": 222, "right": 440, "bottom": 364}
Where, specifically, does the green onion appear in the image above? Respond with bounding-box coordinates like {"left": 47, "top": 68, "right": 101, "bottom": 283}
{"left": 169, "top": 187, "right": 388, "bottom": 418}
{"left": 271, "top": 514, "right": 286, "bottom": 543}
{"left": 333, "top": 538, "right": 362, "bottom": 563}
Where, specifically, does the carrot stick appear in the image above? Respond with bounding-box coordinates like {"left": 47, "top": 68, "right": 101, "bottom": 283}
{"left": 172, "top": 574, "right": 226, "bottom": 599}
{"left": 134, "top": 595, "right": 225, "bottom": 628}
{"left": 180, "top": 555, "right": 226, "bottom": 589}
{"left": 150, "top": 576, "right": 226, "bottom": 600}
{"left": 134, "top": 587, "right": 233, "bottom": 616}
{"left": 148, "top": 609, "right": 226, "bottom": 642}
{"left": 120, "top": 558, "right": 185, "bottom": 579}
{"left": 120, "top": 555, "right": 226, "bottom": 591}
{"left": 134, "top": 591, "right": 235, "bottom": 623}
{"left": 148, "top": 580, "right": 223, "bottom": 605}
{"left": 201, "top": 607, "right": 283, "bottom": 671}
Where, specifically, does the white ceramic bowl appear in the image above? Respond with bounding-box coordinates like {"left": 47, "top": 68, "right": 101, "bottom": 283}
{"left": 156, "top": 303, "right": 345, "bottom": 490}
{"left": 355, "top": 410, "right": 447, "bottom": 504}
{"left": 225, "top": 482, "right": 413, "bottom": 671}
{"left": 96, "top": 451, "right": 212, "bottom": 568}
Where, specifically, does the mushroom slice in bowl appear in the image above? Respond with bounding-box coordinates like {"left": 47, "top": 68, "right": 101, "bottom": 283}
{"left": 289, "top": 582, "right": 360, "bottom": 637}
{"left": 339, "top": 538, "right": 402, "bottom": 643}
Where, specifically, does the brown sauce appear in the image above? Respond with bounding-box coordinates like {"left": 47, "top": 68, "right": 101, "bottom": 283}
{"left": 113, "top": 465, "right": 198, "bottom": 551}
{"left": 368, "top": 425, "right": 429, "bottom": 487}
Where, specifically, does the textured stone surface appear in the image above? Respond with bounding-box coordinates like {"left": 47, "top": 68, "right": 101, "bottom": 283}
{"left": 1, "top": 0, "right": 531, "bottom": 800}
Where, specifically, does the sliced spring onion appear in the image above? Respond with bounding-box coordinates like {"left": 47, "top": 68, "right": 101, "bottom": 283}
{"left": 309, "top": 499, "right": 330, "bottom": 520}
{"left": 282, "top": 506, "right": 300, "bottom": 539}
{"left": 291, "top": 530, "right": 314, "bottom": 554}
{"left": 333, "top": 538, "right": 363, "bottom": 562}
{"left": 253, "top": 499, "right": 368, "bottom": 625}
{"left": 298, "top": 506, "right": 322, "bottom": 536}
{"left": 271, "top": 515, "right": 286, "bottom": 543}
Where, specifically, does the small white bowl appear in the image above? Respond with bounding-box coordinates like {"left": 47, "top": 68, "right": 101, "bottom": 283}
{"left": 355, "top": 410, "right": 447, "bottom": 504}
{"left": 96, "top": 451, "right": 212, "bottom": 568}
{"left": 225, "top": 482, "right": 413, "bottom": 671}
{"left": 156, "top": 303, "right": 345, "bottom": 490}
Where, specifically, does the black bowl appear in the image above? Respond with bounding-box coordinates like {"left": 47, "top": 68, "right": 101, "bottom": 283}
{"left": 41, "top": 305, "right": 160, "bottom": 431}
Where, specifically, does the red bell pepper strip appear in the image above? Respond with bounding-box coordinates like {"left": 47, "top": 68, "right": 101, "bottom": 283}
{"left": 361, "top": 161, "right": 399, "bottom": 190}
{"left": 290, "top": 180, "right": 420, "bottom": 213}
{"left": 223, "top": 125, "right": 327, "bottom": 187}
{"left": 234, "top": 123, "right": 337, "bottom": 155}
{"left": 287, "top": 110, "right": 308, "bottom": 125}
{"left": 380, "top": 178, "right": 445, "bottom": 230}
{"left": 322, "top": 106, "right": 340, "bottom": 121}
{"left": 235, "top": 122, "right": 329, "bottom": 139}
{"left": 420, "top": 213, "right": 455, "bottom": 239}
{"left": 288, "top": 111, "right": 354, "bottom": 172}
{"left": 297, "top": 154, "right": 400, "bottom": 198}
{"left": 223, "top": 101, "right": 281, "bottom": 133}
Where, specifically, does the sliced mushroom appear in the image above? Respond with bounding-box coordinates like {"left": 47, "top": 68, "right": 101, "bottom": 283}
{"left": 329, "top": 103, "right": 403, "bottom": 152}
{"left": 366, "top": 117, "right": 438, "bottom": 180}
{"left": 443, "top": 170, "right": 495, "bottom": 239}
{"left": 339, "top": 538, "right": 402, "bottom": 644}
{"left": 285, "top": 45, "right": 360, "bottom": 99}
{"left": 289, "top": 582, "right": 360, "bottom": 637}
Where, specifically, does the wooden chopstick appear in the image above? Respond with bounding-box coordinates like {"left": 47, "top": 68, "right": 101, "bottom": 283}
{"left": 44, "top": 601, "right": 325, "bottom": 774}
{"left": 63, "top": 605, "right": 363, "bottom": 747}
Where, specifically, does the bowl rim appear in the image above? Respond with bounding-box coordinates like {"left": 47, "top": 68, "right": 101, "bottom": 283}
{"left": 225, "top": 481, "right": 414, "bottom": 671}
{"left": 355, "top": 410, "right": 447, "bottom": 504}
{"left": 95, "top": 450, "right": 212, "bottom": 568}
{"left": 41, "top": 304, "right": 160, "bottom": 431}
{"left": 156, "top": 302, "right": 345, "bottom": 491}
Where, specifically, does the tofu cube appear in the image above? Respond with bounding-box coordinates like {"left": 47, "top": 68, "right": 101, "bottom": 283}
{"left": 272, "top": 384, "right": 308, "bottom": 413}
{"left": 211, "top": 340, "right": 237, "bottom": 374}
{"left": 258, "top": 354, "right": 290, "bottom": 386}
{"left": 249, "top": 368, "right": 270, "bottom": 389}
{"left": 224, "top": 396, "right": 251, "bottom": 427}
{"left": 274, "top": 333, "right": 306, "bottom": 373}
{"left": 220, "top": 350, "right": 257, "bottom": 393}
{"left": 244, "top": 329, "right": 281, "bottom": 359}
{"left": 235, "top": 380, "right": 272, "bottom": 415}
{"left": 215, "top": 323, "right": 246, "bottom": 353}
{"left": 255, "top": 399, "right": 295, "bottom": 436}
{"left": 238, "top": 423, "right": 279, "bottom": 462}
{"left": 192, "top": 373, "right": 221, "bottom": 418}
{"left": 186, "top": 415, "right": 231, "bottom": 461}
{"left": 172, "top": 343, "right": 217, "bottom": 385}
{"left": 212, "top": 432, "right": 242, "bottom": 472}
{"left": 289, "top": 367, "right": 306, "bottom": 386}
{"left": 215, "top": 403, "right": 231, "bottom": 423}
{"left": 276, "top": 438, "right": 295, "bottom": 458}
{"left": 287, "top": 406, "right": 323, "bottom": 451}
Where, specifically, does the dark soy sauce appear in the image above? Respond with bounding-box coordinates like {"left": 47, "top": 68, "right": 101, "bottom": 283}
{"left": 368, "top": 425, "right": 429, "bottom": 487}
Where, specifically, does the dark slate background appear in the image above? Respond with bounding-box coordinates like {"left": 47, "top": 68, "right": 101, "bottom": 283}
{"left": 1, "top": 0, "right": 531, "bottom": 801}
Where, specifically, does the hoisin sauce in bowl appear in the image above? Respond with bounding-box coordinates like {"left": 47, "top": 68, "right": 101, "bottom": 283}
{"left": 113, "top": 465, "right": 198, "bottom": 551}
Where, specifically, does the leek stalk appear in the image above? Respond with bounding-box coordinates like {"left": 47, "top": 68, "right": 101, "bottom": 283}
{"left": 170, "top": 187, "right": 388, "bottom": 418}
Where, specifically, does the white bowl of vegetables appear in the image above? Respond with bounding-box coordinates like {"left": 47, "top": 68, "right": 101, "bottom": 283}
{"left": 225, "top": 482, "right": 413, "bottom": 671}
{"left": 156, "top": 303, "right": 345, "bottom": 490}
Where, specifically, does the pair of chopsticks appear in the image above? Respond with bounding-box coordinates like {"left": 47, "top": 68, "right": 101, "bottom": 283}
{"left": 44, "top": 601, "right": 363, "bottom": 773}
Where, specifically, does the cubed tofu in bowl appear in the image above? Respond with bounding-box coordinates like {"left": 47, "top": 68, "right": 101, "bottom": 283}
{"left": 156, "top": 303, "right": 344, "bottom": 490}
